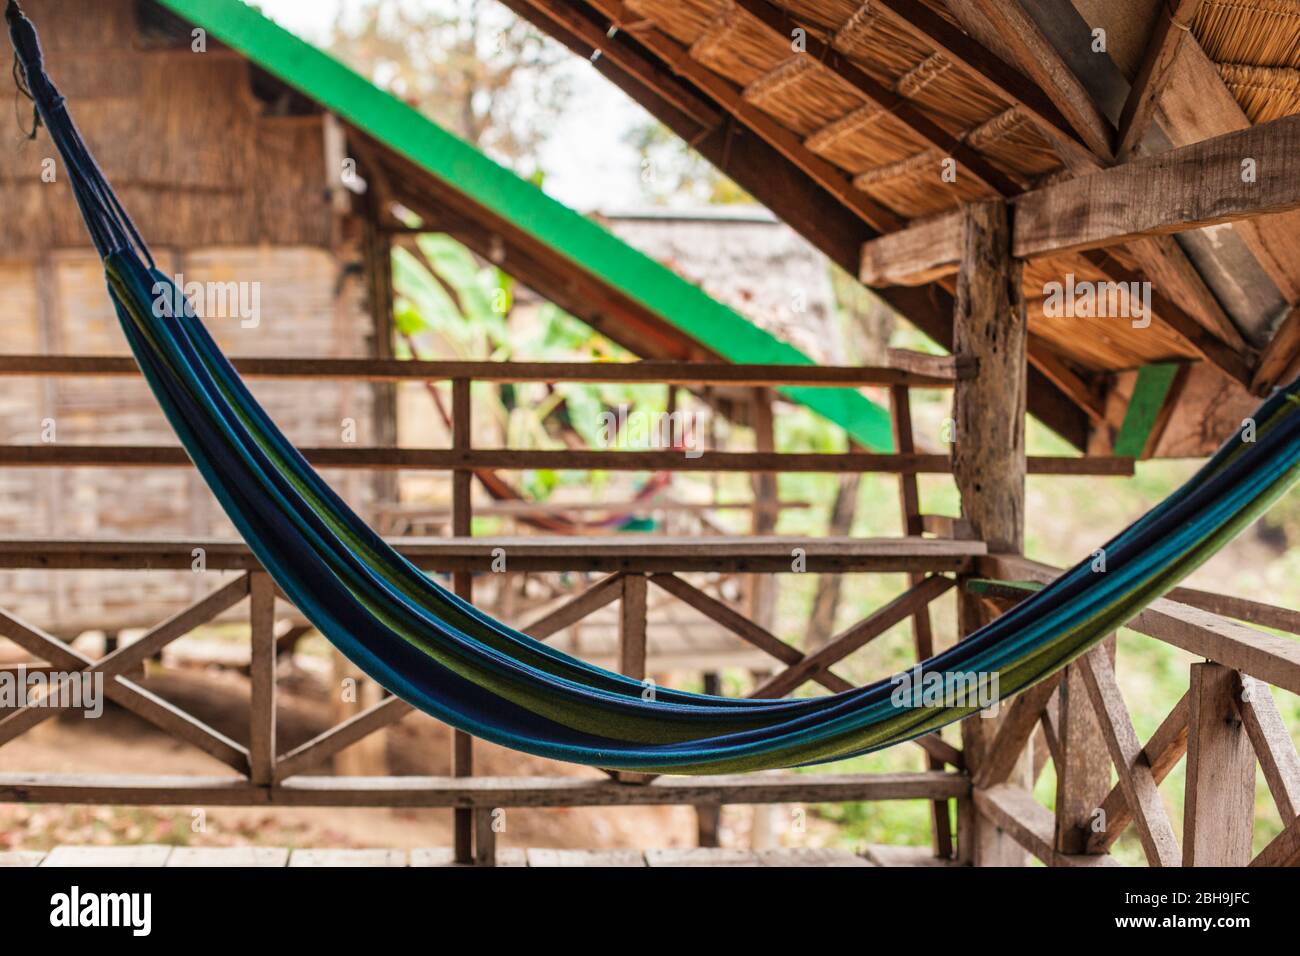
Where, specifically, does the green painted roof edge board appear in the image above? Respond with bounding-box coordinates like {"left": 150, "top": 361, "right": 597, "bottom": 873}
{"left": 153, "top": 0, "right": 896, "bottom": 451}
{"left": 1114, "top": 363, "right": 1180, "bottom": 458}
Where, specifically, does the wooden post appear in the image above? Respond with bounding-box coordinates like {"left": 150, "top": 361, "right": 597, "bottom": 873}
{"left": 951, "top": 200, "right": 1029, "bottom": 866}
{"left": 474, "top": 808, "right": 498, "bottom": 867}
{"left": 450, "top": 378, "right": 475, "bottom": 863}
{"left": 615, "top": 574, "right": 653, "bottom": 785}
{"left": 248, "top": 572, "right": 276, "bottom": 787}
{"left": 1184, "top": 662, "right": 1254, "bottom": 866}
{"left": 748, "top": 388, "right": 778, "bottom": 630}
{"left": 696, "top": 671, "right": 723, "bottom": 847}
{"left": 1054, "top": 649, "right": 1114, "bottom": 855}
{"left": 890, "top": 385, "right": 954, "bottom": 859}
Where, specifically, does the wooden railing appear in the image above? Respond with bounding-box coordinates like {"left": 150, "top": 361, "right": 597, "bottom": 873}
{"left": 966, "top": 554, "right": 1300, "bottom": 868}
{"left": 6, "top": 353, "right": 1286, "bottom": 867}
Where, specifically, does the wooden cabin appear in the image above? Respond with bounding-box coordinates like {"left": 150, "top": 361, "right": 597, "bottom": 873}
{"left": 1, "top": 0, "right": 1300, "bottom": 870}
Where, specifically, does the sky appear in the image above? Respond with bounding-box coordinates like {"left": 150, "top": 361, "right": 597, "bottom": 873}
{"left": 258, "top": 0, "right": 654, "bottom": 212}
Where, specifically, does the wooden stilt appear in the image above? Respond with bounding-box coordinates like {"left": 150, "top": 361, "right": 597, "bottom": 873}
{"left": 248, "top": 572, "right": 277, "bottom": 787}
{"left": 891, "top": 385, "right": 955, "bottom": 859}
{"left": 450, "top": 377, "right": 474, "bottom": 863}
{"left": 1184, "top": 662, "right": 1254, "bottom": 866}
{"left": 950, "top": 200, "right": 1030, "bottom": 867}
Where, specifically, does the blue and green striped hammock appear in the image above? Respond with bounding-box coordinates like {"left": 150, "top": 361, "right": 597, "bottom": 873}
{"left": 8, "top": 1, "right": 1300, "bottom": 774}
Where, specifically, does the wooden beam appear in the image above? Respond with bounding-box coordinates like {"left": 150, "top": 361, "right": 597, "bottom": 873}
{"left": 0, "top": 444, "right": 1135, "bottom": 475}
{"left": 1184, "top": 662, "right": 1254, "bottom": 866}
{"left": 1252, "top": 813, "right": 1300, "bottom": 867}
{"left": 1115, "top": 1, "right": 1203, "bottom": 160}
{"left": 863, "top": 113, "right": 1300, "bottom": 268}
{"left": 0, "top": 770, "right": 970, "bottom": 807}
{"left": 944, "top": 0, "right": 1114, "bottom": 160}
{"left": 275, "top": 695, "right": 413, "bottom": 782}
{"left": 974, "top": 784, "right": 1120, "bottom": 866}
{"left": 1235, "top": 674, "right": 1300, "bottom": 824}
{"left": 951, "top": 198, "right": 1031, "bottom": 867}
{"left": 952, "top": 201, "right": 1026, "bottom": 556}
{"left": 1055, "top": 655, "right": 1115, "bottom": 855}
{"left": 752, "top": 575, "right": 954, "bottom": 698}
{"left": 1078, "top": 647, "right": 1181, "bottom": 867}
{"left": 0, "top": 354, "right": 960, "bottom": 389}
{"left": 1253, "top": 305, "right": 1300, "bottom": 394}
{"left": 860, "top": 213, "right": 962, "bottom": 287}
{"left": 1089, "top": 694, "right": 1189, "bottom": 854}
{"left": 1017, "top": 114, "right": 1300, "bottom": 259}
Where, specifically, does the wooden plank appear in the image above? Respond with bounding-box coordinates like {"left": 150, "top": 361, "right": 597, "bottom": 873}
{"left": 522, "top": 572, "right": 626, "bottom": 640}
{"left": 248, "top": 572, "right": 277, "bottom": 786}
{"left": 0, "top": 770, "right": 970, "bottom": 807}
{"left": 754, "top": 847, "right": 873, "bottom": 867}
{"left": 1236, "top": 674, "right": 1300, "bottom": 824}
{"left": 287, "top": 849, "right": 407, "bottom": 867}
{"left": 978, "top": 554, "right": 1300, "bottom": 694}
{"left": 449, "top": 376, "right": 474, "bottom": 864}
{"left": 752, "top": 575, "right": 953, "bottom": 698}
{"left": 649, "top": 573, "right": 848, "bottom": 690}
{"left": 0, "top": 445, "right": 1135, "bottom": 475}
{"left": 972, "top": 783, "right": 1055, "bottom": 864}
{"left": 645, "top": 848, "right": 761, "bottom": 867}
{"left": 1088, "top": 694, "right": 1189, "bottom": 853}
{"left": 1078, "top": 647, "right": 1181, "bottom": 867}
{"left": 41, "top": 845, "right": 173, "bottom": 867}
{"left": 274, "top": 694, "right": 413, "bottom": 782}
{"left": 0, "top": 575, "right": 251, "bottom": 744}
{"left": 526, "top": 848, "right": 646, "bottom": 867}
{"left": 0, "top": 354, "right": 958, "bottom": 388}
{"left": 974, "top": 784, "right": 1121, "bottom": 867}
{"left": 861, "top": 844, "right": 956, "bottom": 867}
{"left": 0, "top": 609, "right": 250, "bottom": 774}
{"left": 166, "top": 847, "right": 289, "bottom": 867}
{"left": 410, "top": 847, "right": 526, "bottom": 867}
{"left": 1184, "top": 662, "right": 1255, "bottom": 865}
{"left": 1114, "top": 1, "right": 1202, "bottom": 160}
{"left": 1015, "top": 114, "right": 1300, "bottom": 258}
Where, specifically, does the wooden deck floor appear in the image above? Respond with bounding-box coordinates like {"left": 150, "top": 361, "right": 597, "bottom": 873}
{"left": 0, "top": 845, "right": 954, "bottom": 867}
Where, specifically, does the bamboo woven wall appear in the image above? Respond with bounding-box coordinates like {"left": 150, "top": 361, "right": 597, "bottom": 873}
{"left": 0, "top": 0, "right": 377, "bottom": 635}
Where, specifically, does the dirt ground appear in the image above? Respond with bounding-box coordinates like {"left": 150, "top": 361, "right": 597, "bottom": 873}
{"left": 0, "top": 665, "right": 802, "bottom": 853}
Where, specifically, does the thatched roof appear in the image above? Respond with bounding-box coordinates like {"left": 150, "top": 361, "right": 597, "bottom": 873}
{"left": 511, "top": 0, "right": 1300, "bottom": 454}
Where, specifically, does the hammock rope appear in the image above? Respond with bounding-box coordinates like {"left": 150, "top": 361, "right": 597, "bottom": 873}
{"left": 7, "top": 0, "right": 1300, "bottom": 773}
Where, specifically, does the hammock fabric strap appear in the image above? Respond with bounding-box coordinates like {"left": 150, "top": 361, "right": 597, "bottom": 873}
{"left": 8, "top": 0, "right": 1300, "bottom": 774}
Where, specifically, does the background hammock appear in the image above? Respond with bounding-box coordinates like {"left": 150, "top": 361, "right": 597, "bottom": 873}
{"left": 8, "top": 0, "right": 1300, "bottom": 774}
